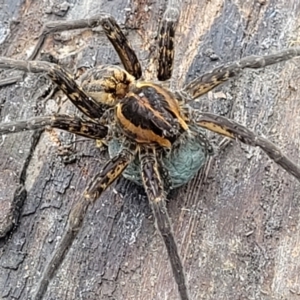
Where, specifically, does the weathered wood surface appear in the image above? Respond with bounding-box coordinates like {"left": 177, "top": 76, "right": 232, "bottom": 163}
{"left": 1, "top": 0, "right": 300, "bottom": 299}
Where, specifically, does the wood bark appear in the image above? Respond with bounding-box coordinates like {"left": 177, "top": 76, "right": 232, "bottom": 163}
{"left": 1, "top": 0, "right": 300, "bottom": 299}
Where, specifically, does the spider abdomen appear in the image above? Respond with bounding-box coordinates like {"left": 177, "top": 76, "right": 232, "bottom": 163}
{"left": 116, "top": 82, "right": 188, "bottom": 147}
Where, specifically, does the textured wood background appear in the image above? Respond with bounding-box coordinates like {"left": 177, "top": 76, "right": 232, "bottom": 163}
{"left": 1, "top": 0, "right": 300, "bottom": 299}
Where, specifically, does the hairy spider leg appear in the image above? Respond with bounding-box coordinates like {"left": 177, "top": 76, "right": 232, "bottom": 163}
{"left": 32, "top": 146, "right": 137, "bottom": 300}
{"left": 28, "top": 14, "right": 142, "bottom": 79}
{"left": 140, "top": 146, "right": 189, "bottom": 300}
{"left": 183, "top": 47, "right": 300, "bottom": 99}
{"left": 0, "top": 115, "right": 108, "bottom": 139}
{"left": 157, "top": 0, "right": 180, "bottom": 81}
{"left": 0, "top": 58, "right": 108, "bottom": 118}
{"left": 195, "top": 112, "right": 300, "bottom": 181}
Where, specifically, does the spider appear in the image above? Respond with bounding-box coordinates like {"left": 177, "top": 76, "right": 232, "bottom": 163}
{"left": 1, "top": 1, "right": 300, "bottom": 299}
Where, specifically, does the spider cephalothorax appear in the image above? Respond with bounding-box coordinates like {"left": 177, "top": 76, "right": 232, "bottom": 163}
{"left": 81, "top": 65, "right": 188, "bottom": 145}
{"left": 1, "top": 2, "right": 300, "bottom": 300}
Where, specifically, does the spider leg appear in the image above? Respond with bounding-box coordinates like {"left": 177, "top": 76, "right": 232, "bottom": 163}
{"left": 32, "top": 146, "right": 137, "bottom": 300}
{"left": 0, "top": 115, "right": 107, "bottom": 139}
{"left": 157, "top": 0, "right": 180, "bottom": 81}
{"left": 28, "top": 14, "right": 142, "bottom": 79}
{"left": 140, "top": 146, "right": 189, "bottom": 300}
{"left": 183, "top": 47, "right": 300, "bottom": 99}
{"left": 195, "top": 112, "right": 300, "bottom": 181}
{"left": 0, "top": 74, "right": 23, "bottom": 88}
{"left": 0, "top": 57, "right": 106, "bottom": 118}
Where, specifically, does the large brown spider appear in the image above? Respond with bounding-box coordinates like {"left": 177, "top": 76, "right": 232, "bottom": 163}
{"left": 1, "top": 1, "right": 300, "bottom": 299}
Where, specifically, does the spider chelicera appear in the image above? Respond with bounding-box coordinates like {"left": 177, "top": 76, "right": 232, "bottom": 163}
{"left": 1, "top": 1, "right": 300, "bottom": 299}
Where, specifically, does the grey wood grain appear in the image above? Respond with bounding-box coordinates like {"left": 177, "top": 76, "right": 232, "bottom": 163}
{"left": 1, "top": 0, "right": 300, "bottom": 299}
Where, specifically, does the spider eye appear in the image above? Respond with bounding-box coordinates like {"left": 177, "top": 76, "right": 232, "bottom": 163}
{"left": 80, "top": 65, "right": 135, "bottom": 106}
